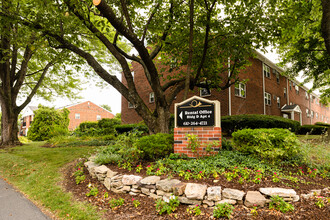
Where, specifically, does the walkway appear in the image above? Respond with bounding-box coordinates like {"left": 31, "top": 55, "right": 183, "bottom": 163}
{"left": 0, "top": 178, "right": 50, "bottom": 220}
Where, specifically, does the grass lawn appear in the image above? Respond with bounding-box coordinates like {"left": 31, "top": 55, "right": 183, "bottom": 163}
{"left": 0, "top": 142, "right": 101, "bottom": 220}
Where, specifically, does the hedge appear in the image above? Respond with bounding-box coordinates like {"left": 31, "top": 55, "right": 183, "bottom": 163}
{"left": 114, "top": 123, "right": 149, "bottom": 134}
{"left": 297, "top": 125, "right": 328, "bottom": 135}
{"left": 221, "top": 114, "right": 301, "bottom": 135}
{"left": 315, "top": 122, "right": 330, "bottom": 127}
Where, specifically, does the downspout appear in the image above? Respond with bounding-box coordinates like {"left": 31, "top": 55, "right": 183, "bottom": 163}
{"left": 228, "top": 57, "right": 231, "bottom": 116}
{"left": 262, "top": 62, "right": 266, "bottom": 115}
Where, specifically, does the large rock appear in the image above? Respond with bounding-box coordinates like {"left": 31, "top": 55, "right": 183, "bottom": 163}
{"left": 156, "top": 179, "right": 181, "bottom": 192}
{"left": 178, "top": 196, "right": 202, "bottom": 205}
{"left": 94, "top": 165, "right": 109, "bottom": 174}
{"left": 185, "top": 183, "right": 207, "bottom": 200}
{"left": 122, "top": 175, "right": 142, "bottom": 185}
{"left": 107, "top": 169, "right": 118, "bottom": 178}
{"left": 140, "top": 176, "right": 161, "bottom": 185}
{"left": 104, "top": 177, "right": 111, "bottom": 190}
{"left": 207, "top": 186, "right": 222, "bottom": 201}
{"left": 215, "top": 199, "right": 237, "bottom": 205}
{"left": 259, "top": 188, "right": 296, "bottom": 198}
{"left": 173, "top": 182, "right": 187, "bottom": 196}
{"left": 222, "top": 188, "right": 245, "bottom": 200}
{"left": 244, "top": 191, "right": 267, "bottom": 208}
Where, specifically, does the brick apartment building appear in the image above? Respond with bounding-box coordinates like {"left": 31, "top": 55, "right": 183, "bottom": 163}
{"left": 121, "top": 51, "right": 330, "bottom": 125}
{"left": 20, "top": 101, "right": 114, "bottom": 136}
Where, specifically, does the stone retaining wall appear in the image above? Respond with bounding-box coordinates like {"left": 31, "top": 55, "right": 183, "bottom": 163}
{"left": 84, "top": 159, "right": 329, "bottom": 208}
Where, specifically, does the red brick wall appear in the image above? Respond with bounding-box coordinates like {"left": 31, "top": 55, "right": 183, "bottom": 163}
{"left": 174, "top": 127, "right": 222, "bottom": 158}
{"left": 66, "top": 101, "right": 114, "bottom": 130}
{"left": 121, "top": 57, "right": 330, "bottom": 125}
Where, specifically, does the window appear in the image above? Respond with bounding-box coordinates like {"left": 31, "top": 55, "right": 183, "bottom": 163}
{"left": 284, "top": 88, "right": 287, "bottom": 97}
{"left": 264, "top": 92, "right": 271, "bottom": 105}
{"left": 128, "top": 102, "right": 134, "bottom": 108}
{"left": 200, "top": 82, "right": 211, "bottom": 97}
{"left": 311, "top": 110, "right": 314, "bottom": 119}
{"left": 311, "top": 95, "right": 315, "bottom": 103}
{"left": 316, "top": 112, "right": 318, "bottom": 119}
{"left": 277, "top": 97, "right": 281, "bottom": 108}
{"left": 149, "top": 92, "right": 155, "bottom": 103}
{"left": 306, "top": 109, "right": 310, "bottom": 118}
{"left": 131, "top": 71, "right": 135, "bottom": 80}
{"left": 289, "top": 81, "right": 292, "bottom": 90}
{"left": 96, "top": 115, "right": 101, "bottom": 120}
{"left": 274, "top": 70, "right": 280, "bottom": 83}
{"left": 235, "top": 83, "right": 246, "bottom": 98}
{"left": 263, "top": 64, "right": 270, "bottom": 78}
{"left": 283, "top": 114, "right": 289, "bottom": 119}
{"left": 321, "top": 115, "right": 324, "bottom": 121}
{"left": 295, "top": 85, "right": 299, "bottom": 94}
{"left": 75, "top": 113, "right": 80, "bottom": 119}
{"left": 305, "top": 91, "right": 309, "bottom": 99}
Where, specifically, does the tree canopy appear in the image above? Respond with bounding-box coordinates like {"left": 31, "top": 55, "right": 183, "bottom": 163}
{"left": 275, "top": 0, "right": 330, "bottom": 103}
{"left": 0, "top": 0, "right": 83, "bottom": 146}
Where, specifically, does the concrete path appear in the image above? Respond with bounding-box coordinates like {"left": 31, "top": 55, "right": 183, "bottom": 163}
{"left": 0, "top": 178, "right": 50, "bottom": 220}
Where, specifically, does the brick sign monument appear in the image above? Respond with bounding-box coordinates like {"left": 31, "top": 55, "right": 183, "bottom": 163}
{"left": 174, "top": 96, "right": 221, "bottom": 157}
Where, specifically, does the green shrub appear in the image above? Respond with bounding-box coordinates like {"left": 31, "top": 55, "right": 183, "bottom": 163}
{"left": 297, "top": 125, "right": 328, "bottom": 135}
{"left": 221, "top": 137, "right": 233, "bottom": 151}
{"left": 213, "top": 203, "right": 234, "bottom": 219}
{"left": 28, "top": 106, "right": 70, "bottom": 141}
{"left": 136, "top": 133, "right": 174, "bottom": 160}
{"left": 94, "top": 132, "right": 141, "bottom": 165}
{"left": 315, "top": 122, "right": 330, "bottom": 127}
{"left": 221, "top": 114, "right": 301, "bottom": 135}
{"left": 269, "top": 195, "right": 294, "bottom": 213}
{"left": 115, "top": 123, "right": 149, "bottom": 134}
{"left": 232, "top": 128, "right": 300, "bottom": 162}
{"left": 76, "top": 118, "right": 120, "bottom": 137}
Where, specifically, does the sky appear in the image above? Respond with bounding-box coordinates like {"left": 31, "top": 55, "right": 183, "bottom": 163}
{"left": 27, "top": 48, "right": 311, "bottom": 115}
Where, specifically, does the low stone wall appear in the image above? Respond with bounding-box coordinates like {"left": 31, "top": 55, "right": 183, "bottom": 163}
{"left": 84, "top": 159, "right": 329, "bottom": 208}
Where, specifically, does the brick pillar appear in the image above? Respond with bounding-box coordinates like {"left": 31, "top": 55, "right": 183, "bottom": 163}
{"left": 174, "top": 127, "right": 222, "bottom": 158}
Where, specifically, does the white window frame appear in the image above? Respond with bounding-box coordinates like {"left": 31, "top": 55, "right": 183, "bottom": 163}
{"left": 316, "top": 112, "right": 318, "bottom": 119}
{"left": 96, "top": 115, "right": 101, "bottom": 120}
{"left": 311, "top": 110, "right": 314, "bottom": 118}
{"left": 277, "top": 97, "right": 281, "bottom": 108}
{"left": 289, "top": 81, "right": 292, "bottom": 90}
{"left": 128, "top": 102, "right": 134, "bottom": 109}
{"left": 263, "top": 64, "right": 271, "bottom": 78}
{"left": 274, "top": 70, "right": 280, "bottom": 83}
{"left": 149, "top": 92, "right": 155, "bottom": 103}
{"left": 284, "top": 88, "right": 287, "bottom": 97}
{"left": 264, "top": 92, "right": 271, "bottom": 106}
{"left": 200, "top": 82, "right": 211, "bottom": 97}
{"left": 75, "top": 113, "right": 80, "bottom": 119}
{"left": 295, "top": 85, "right": 299, "bottom": 94}
{"left": 305, "top": 91, "right": 309, "bottom": 100}
{"left": 234, "top": 83, "right": 246, "bottom": 98}
{"left": 306, "top": 109, "right": 310, "bottom": 118}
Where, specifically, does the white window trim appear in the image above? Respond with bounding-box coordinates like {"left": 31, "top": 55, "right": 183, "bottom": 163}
{"left": 200, "top": 82, "right": 211, "bottom": 97}
{"left": 96, "top": 115, "right": 101, "bottom": 120}
{"left": 264, "top": 92, "right": 271, "bottom": 106}
{"left": 75, "top": 113, "right": 80, "bottom": 119}
{"left": 277, "top": 97, "right": 281, "bottom": 108}
{"left": 274, "top": 70, "right": 280, "bottom": 83}
{"left": 235, "top": 83, "right": 246, "bottom": 98}
{"left": 149, "top": 92, "right": 155, "bottom": 103}
{"left": 263, "top": 64, "right": 271, "bottom": 78}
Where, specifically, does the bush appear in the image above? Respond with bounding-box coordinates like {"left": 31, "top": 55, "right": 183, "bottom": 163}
{"left": 221, "top": 114, "right": 301, "bottom": 135}
{"left": 232, "top": 128, "right": 300, "bottom": 162}
{"left": 94, "top": 132, "right": 141, "bottom": 165}
{"left": 136, "top": 133, "right": 174, "bottom": 160}
{"left": 221, "top": 137, "right": 233, "bottom": 151}
{"left": 297, "top": 125, "right": 328, "bottom": 135}
{"left": 76, "top": 118, "right": 121, "bottom": 137}
{"left": 315, "top": 122, "right": 330, "bottom": 127}
{"left": 115, "top": 123, "right": 149, "bottom": 134}
{"left": 28, "top": 106, "right": 70, "bottom": 141}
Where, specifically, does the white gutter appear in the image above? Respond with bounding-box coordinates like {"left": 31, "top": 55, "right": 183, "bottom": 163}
{"left": 228, "top": 57, "right": 231, "bottom": 116}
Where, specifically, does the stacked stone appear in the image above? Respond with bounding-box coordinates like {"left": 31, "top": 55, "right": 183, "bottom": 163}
{"left": 84, "top": 160, "right": 307, "bottom": 208}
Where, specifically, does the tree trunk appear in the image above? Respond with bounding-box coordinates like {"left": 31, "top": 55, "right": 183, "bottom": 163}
{"left": 322, "top": 0, "right": 330, "bottom": 55}
{"left": 142, "top": 106, "right": 171, "bottom": 134}
{"left": 0, "top": 105, "right": 21, "bottom": 147}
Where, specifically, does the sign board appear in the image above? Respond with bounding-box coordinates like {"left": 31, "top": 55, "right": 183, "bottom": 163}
{"left": 175, "top": 96, "right": 220, "bottom": 127}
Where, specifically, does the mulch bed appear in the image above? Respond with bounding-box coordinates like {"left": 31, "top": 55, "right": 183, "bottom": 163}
{"left": 62, "top": 161, "right": 330, "bottom": 219}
